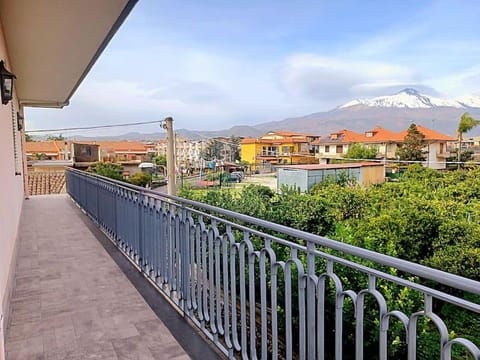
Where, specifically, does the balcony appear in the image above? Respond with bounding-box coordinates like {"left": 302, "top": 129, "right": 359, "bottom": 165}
{"left": 436, "top": 151, "right": 453, "bottom": 159}
{"left": 5, "top": 193, "right": 220, "bottom": 359}
{"left": 259, "top": 151, "right": 280, "bottom": 157}
{"left": 7, "top": 168, "right": 480, "bottom": 359}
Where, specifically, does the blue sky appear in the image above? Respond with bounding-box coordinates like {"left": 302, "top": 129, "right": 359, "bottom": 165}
{"left": 26, "top": 0, "right": 480, "bottom": 136}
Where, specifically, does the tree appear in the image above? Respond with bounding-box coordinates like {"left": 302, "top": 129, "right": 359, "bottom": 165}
{"left": 457, "top": 112, "right": 480, "bottom": 169}
{"left": 46, "top": 134, "right": 65, "bottom": 141}
{"left": 25, "top": 133, "right": 34, "bottom": 142}
{"left": 201, "top": 139, "right": 223, "bottom": 161}
{"left": 396, "top": 123, "right": 426, "bottom": 162}
{"left": 344, "top": 143, "right": 377, "bottom": 160}
{"left": 229, "top": 136, "right": 241, "bottom": 162}
{"left": 153, "top": 155, "right": 167, "bottom": 166}
{"left": 128, "top": 172, "right": 152, "bottom": 187}
{"left": 87, "top": 162, "right": 124, "bottom": 181}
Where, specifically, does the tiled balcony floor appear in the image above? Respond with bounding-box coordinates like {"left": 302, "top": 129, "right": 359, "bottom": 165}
{"left": 6, "top": 194, "right": 219, "bottom": 360}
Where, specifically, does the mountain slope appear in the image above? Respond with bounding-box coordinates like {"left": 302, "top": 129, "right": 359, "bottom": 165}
{"left": 253, "top": 89, "right": 480, "bottom": 136}
{"left": 339, "top": 88, "right": 465, "bottom": 109}
{"left": 64, "top": 89, "right": 480, "bottom": 140}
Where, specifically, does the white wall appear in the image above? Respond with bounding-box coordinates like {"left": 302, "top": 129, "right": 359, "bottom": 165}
{"left": 0, "top": 19, "right": 24, "bottom": 356}
{"left": 425, "top": 142, "right": 446, "bottom": 169}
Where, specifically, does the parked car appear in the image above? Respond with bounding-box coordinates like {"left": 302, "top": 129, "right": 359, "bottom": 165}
{"left": 228, "top": 172, "right": 243, "bottom": 182}
{"left": 230, "top": 171, "right": 244, "bottom": 180}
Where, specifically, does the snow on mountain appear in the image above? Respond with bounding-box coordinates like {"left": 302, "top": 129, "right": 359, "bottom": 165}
{"left": 339, "top": 88, "right": 470, "bottom": 109}
{"left": 456, "top": 95, "right": 480, "bottom": 108}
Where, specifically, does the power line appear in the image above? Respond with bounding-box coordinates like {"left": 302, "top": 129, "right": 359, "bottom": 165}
{"left": 25, "top": 119, "right": 165, "bottom": 134}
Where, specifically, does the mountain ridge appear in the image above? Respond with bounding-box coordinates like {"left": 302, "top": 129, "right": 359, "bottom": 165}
{"left": 57, "top": 89, "right": 480, "bottom": 141}
{"left": 338, "top": 88, "right": 480, "bottom": 110}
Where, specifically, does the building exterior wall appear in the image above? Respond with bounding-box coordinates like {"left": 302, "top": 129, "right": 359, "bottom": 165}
{"left": 278, "top": 165, "right": 385, "bottom": 192}
{"left": 240, "top": 143, "right": 257, "bottom": 164}
{"left": 425, "top": 142, "right": 446, "bottom": 170}
{"left": 276, "top": 168, "right": 308, "bottom": 192}
{"left": 0, "top": 21, "right": 24, "bottom": 354}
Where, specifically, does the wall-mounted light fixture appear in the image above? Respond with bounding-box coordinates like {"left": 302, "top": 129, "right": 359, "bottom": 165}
{"left": 17, "top": 112, "right": 24, "bottom": 131}
{"left": 0, "top": 60, "right": 16, "bottom": 105}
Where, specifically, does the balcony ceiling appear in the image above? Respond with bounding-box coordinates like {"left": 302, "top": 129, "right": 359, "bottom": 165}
{"left": 0, "top": 0, "right": 137, "bottom": 108}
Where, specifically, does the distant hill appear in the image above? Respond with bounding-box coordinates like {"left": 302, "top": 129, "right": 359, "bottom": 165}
{"left": 57, "top": 88, "right": 480, "bottom": 141}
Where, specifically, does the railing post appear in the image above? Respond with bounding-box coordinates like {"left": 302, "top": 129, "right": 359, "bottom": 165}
{"left": 307, "top": 241, "right": 316, "bottom": 359}
{"left": 138, "top": 190, "right": 144, "bottom": 269}
{"left": 180, "top": 203, "right": 190, "bottom": 312}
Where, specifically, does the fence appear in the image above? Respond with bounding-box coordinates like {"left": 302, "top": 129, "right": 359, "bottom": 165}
{"left": 66, "top": 168, "right": 480, "bottom": 359}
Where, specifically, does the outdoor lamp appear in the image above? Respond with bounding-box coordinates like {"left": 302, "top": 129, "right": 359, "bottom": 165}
{"left": 0, "top": 60, "right": 16, "bottom": 105}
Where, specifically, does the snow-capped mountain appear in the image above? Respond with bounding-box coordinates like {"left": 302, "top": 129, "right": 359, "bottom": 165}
{"left": 339, "top": 88, "right": 479, "bottom": 110}
{"left": 456, "top": 95, "right": 480, "bottom": 108}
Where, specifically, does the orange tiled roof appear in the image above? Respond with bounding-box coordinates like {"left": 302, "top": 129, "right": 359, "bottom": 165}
{"left": 356, "top": 126, "right": 404, "bottom": 143}
{"left": 320, "top": 129, "right": 363, "bottom": 144}
{"left": 398, "top": 124, "right": 455, "bottom": 141}
{"left": 75, "top": 141, "right": 148, "bottom": 152}
{"left": 240, "top": 138, "right": 257, "bottom": 144}
{"left": 25, "top": 141, "right": 61, "bottom": 154}
{"left": 28, "top": 171, "right": 66, "bottom": 195}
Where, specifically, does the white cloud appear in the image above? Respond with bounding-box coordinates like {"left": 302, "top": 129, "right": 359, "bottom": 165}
{"left": 278, "top": 54, "right": 423, "bottom": 103}
{"left": 428, "top": 65, "right": 480, "bottom": 97}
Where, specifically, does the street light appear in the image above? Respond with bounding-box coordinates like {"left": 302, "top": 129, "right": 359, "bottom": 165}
{"left": 0, "top": 60, "right": 16, "bottom": 105}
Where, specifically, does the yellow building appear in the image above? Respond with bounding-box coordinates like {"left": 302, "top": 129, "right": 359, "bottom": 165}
{"left": 241, "top": 131, "right": 318, "bottom": 169}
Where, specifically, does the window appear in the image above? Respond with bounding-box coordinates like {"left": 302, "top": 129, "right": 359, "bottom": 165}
{"left": 440, "top": 143, "right": 444, "bottom": 154}
{"left": 336, "top": 145, "right": 343, "bottom": 154}
{"left": 325, "top": 145, "right": 330, "bottom": 153}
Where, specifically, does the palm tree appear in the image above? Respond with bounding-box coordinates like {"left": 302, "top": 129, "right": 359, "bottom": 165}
{"left": 457, "top": 112, "right": 480, "bottom": 169}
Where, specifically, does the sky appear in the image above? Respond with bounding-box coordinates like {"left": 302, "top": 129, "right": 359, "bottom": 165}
{"left": 25, "top": 0, "right": 480, "bottom": 136}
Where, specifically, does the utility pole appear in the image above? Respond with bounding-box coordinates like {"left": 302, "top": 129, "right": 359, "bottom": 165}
{"left": 164, "top": 117, "right": 176, "bottom": 195}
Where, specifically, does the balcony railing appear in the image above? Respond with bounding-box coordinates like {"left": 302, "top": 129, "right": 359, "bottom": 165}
{"left": 260, "top": 151, "right": 279, "bottom": 157}
{"left": 66, "top": 168, "right": 480, "bottom": 359}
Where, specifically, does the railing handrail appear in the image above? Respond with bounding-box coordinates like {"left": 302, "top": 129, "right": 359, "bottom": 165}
{"left": 66, "top": 167, "right": 480, "bottom": 296}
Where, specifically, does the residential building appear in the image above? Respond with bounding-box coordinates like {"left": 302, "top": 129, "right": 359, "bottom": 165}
{"left": 25, "top": 140, "right": 70, "bottom": 160}
{"left": 316, "top": 125, "right": 454, "bottom": 169}
{"left": 93, "top": 141, "right": 148, "bottom": 163}
{"left": 241, "top": 130, "right": 318, "bottom": 169}
{"left": 314, "top": 129, "right": 363, "bottom": 160}
{"left": 397, "top": 125, "right": 454, "bottom": 169}
{"left": 155, "top": 138, "right": 206, "bottom": 169}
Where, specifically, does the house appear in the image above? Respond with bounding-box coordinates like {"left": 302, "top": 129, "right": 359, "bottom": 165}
{"left": 316, "top": 125, "right": 454, "bottom": 169}
{"left": 25, "top": 140, "right": 70, "bottom": 160}
{"left": 276, "top": 162, "right": 385, "bottom": 192}
{"left": 241, "top": 130, "right": 318, "bottom": 170}
{"left": 314, "top": 129, "right": 363, "bottom": 161}
{"left": 397, "top": 125, "right": 454, "bottom": 169}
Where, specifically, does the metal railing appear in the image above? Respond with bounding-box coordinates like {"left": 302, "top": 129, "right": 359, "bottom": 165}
{"left": 66, "top": 168, "right": 480, "bottom": 360}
